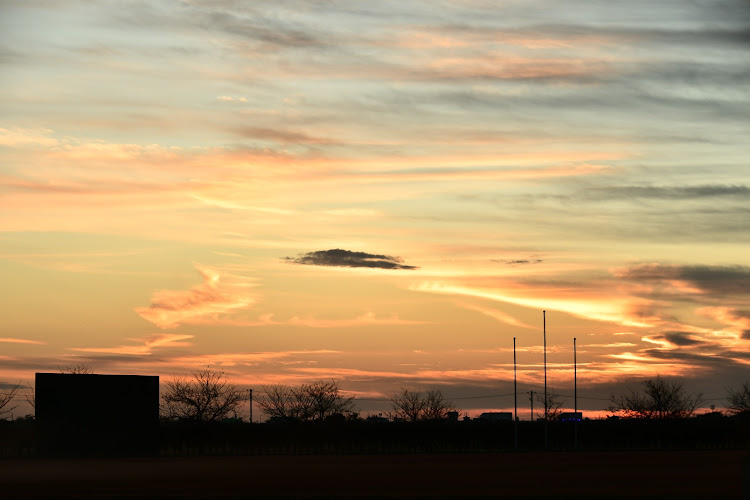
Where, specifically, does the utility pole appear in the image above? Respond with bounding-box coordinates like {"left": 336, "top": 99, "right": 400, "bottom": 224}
{"left": 529, "top": 390, "right": 534, "bottom": 422}
{"left": 514, "top": 337, "right": 518, "bottom": 449}
{"left": 249, "top": 388, "right": 253, "bottom": 423}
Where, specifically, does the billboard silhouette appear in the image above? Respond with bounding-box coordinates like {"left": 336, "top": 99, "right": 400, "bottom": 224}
{"left": 35, "top": 373, "right": 159, "bottom": 456}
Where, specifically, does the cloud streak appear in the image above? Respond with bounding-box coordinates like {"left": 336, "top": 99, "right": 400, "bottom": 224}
{"left": 187, "top": 312, "right": 431, "bottom": 328}
{"left": 0, "top": 338, "right": 46, "bottom": 345}
{"left": 71, "top": 333, "right": 194, "bottom": 356}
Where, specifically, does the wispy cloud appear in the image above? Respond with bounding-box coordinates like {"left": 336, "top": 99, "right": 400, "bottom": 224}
{"left": 457, "top": 302, "right": 535, "bottom": 329}
{"left": 187, "top": 312, "right": 430, "bottom": 328}
{"left": 71, "top": 333, "right": 194, "bottom": 356}
{"left": 0, "top": 127, "right": 59, "bottom": 147}
{"left": 135, "top": 265, "right": 257, "bottom": 329}
{"left": 169, "top": 350, "right": 341, "bottom": 370}
{"left": 0, "top": 338, "right": 46, "bottom": 345}
{"left": 411, "top": 280, "right": 655, "bottom": 328}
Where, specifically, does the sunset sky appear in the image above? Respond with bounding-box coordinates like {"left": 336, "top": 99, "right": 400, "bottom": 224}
{"left": 2, "top": 0, "right": 749, "bottom": 419}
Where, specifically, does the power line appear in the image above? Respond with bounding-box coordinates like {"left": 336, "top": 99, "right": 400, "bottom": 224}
{"left": 452, "top": 393, "right": 516, "bottom": 400}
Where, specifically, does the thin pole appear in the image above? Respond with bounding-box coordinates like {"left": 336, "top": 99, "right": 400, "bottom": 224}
{"left": 574, "top": 338, "right": 577, "bottom": 414}
{"left": 514, "top": 337, "right": 518, "bottom": 449}
{"left": 249, "top": 388, "right": 253, "bottom": 423}
{"left": 543, "top": 310, "right": 547, "bottom": 419}
{"left": 529, "top": 390, "right": 534, "bottom": 422}
{"left": 514, "top": 337, "right": 518, "bottom": 420}
{"left": 543, "top": 310, "right": 548, "bottom": 449}
{"left": 574, "top": 338, "right": 578, "bottom": 449}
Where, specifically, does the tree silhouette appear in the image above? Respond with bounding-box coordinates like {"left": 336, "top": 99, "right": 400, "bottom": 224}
{"left": 0, "top": 383, "right": 21, "bottom": 419}
{"left": 609, "top": 375, "right": 704, "bottom": 418}
{"left": 535, "top": 391, "right": 565, "bottom": 421}
{"left": 726, "top": 381, "right": 750, "bottom": 415}
{"left": 389, "top": 388, "right": 456, "bottom": 421}
{"left": 304, "top": 380, "right": 355, "bottom": 421}
{"left": 162, "top": 368, "right": 248, "bottom": 423}
{"left": 24, "top": 386, "right": 35, "bottom": 410}
{"left": 257, "top": 384, "right": 298, "bottom": 421}
{"left": 256, "top": 380, "right": 355, "bottom": 421}
{"left": 59, "top": 364, "right": 94, "bottom": 374}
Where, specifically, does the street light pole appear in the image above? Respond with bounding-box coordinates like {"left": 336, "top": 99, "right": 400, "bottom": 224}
{"left": 514, "top": 337, "right": 518, "bottom": 449}
{"left": 543, "top": 310, "right": 547, "bottom": 420}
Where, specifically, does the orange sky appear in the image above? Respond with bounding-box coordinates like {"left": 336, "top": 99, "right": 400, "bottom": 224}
{"left": 1, "top": 0, "right": 749, "bottom": 419}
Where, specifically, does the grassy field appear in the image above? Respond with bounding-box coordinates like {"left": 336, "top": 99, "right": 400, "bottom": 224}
{"left": 1, "top": 450, "right": 748, "bottom": 498}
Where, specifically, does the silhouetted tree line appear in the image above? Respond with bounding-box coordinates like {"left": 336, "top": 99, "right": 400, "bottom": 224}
{"left": 2, "top": 369, "right": 750, "bottom": 457}
{"left": 158, "top": 370, "right": 750, "bottom": 424}
{"left": 256, "top": 380, "right": 355, "bottom": 422}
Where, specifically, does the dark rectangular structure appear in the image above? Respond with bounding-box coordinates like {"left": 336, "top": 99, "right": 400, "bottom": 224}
{"left": 36, "top": 373, "right": 159, "bottom": 456}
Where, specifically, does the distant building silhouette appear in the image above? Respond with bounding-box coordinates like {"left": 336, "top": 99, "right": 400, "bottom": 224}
{"left": 559, "top": 412, "right": 583, "bottom": 422}
{"left": 35, "top": 373, "right": 159, "bottom": 456}
{"left": 478, "top": 412, "right": 513, "bottom": 422}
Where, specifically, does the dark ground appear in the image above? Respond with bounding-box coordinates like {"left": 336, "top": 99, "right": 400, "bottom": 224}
{"left": 1, "top": 450, "right": 748, "bottom": 498}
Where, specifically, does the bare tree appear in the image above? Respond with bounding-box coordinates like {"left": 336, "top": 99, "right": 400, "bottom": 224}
{"left": 24, "top": 386, "right": 35, "bottom": 410}
{"left": 389, "top": 388, "right": 456, "bottom": 421}
{"left": 59, "top": 364, "right": 94, "bottom": 374}
{"left": 257, "top": 384, "right": 300, "bottom": 421}
{"left": 389, "top": 388, "right": 427, "bottom": 422}
{"left": 726, "top": 381, "right": 750, "bottom": 415}
{"left": 304, "top": 380, "right": 355, "bottom": 421}
{"left": 256, "top": 380, "right": 355, "bottom": 421}
{"left": 423, "top": 389, "right": 457, "bottom": 420}
{"left": 162, "top": 368, "right": 249, "bottom": 423}
{"left": 0, "top": 383, "right": 21, "bottom": 419}
{"left": 535, "top": 391, "right": 565, "bottom": 421}
{"left": 609, "top": 375, "right": 704, "bottom": 419}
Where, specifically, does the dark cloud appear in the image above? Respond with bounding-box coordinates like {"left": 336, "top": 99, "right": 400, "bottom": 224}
{"left": 742, "top": 330, "right": 750, "bottom": 340}
{"left": 662, "top": 332, "right": 704, "bottom": 347}
{"left": 642, "top": 348, "right": 730, "bottom": 365}
{"left": 0, "top": 381, "right": 30, "bottom": 390}
{"left": 586, "top": 185, "right": 749, "bottom": 200}
{"left": 618, "top": 264, "right": 750, "bottom": 296}
{"left": 491, "top": 259, "right": 543, "bottom": 265}
{"left": 284, "top": 249, "right": 418, "bottom": 270}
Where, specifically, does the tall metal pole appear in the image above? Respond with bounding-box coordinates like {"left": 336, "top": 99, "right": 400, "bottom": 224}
{"left": 514, "top": 337, "right": 518, "bottom": 420}
{"left": 574, "top": 338, "right": 577, "bottom": 414}
{"left": 574, "top": 338, "right": 578, "bottom": 449}
{"left": 514, "top": 337, "right": 518, "bottom": 449}
{"left": 543, "top": 310, "right": 547, "bottom": 419}
{"left": 543, "top": 310, "right": 548, "bottom": 449}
